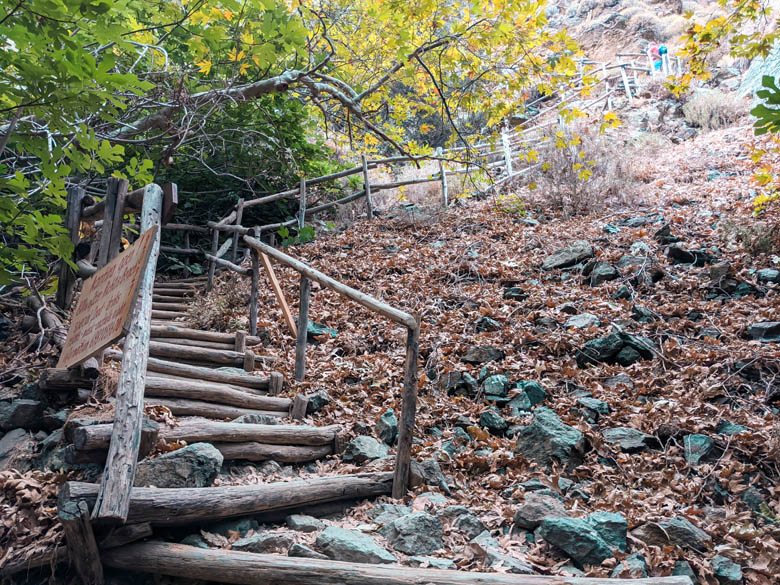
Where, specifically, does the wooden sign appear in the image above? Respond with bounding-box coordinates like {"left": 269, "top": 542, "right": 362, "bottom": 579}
{"left": 57, "top": 226, "right": 158, "bottom": 369}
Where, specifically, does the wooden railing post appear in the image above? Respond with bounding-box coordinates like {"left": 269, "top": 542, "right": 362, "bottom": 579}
{"left": 501, "top": 128, "right": 513, "bottom": 177}
{"left": 361, "top": 154, "right": 373, "bottom": 219}
{"left": 91, "top": 184, "right": 162, "bottom": 525}
{"left": 620, "top": 64, "right": 633, "bottom": 102}
{"left": 56, "top": 185, "right": 85, "bottom": 310}
{"left": 436, "top": 147, "right": 448, "bottom": 207}
{"left": 392, "top": 318, "right": 420, "bottom": 499}
{"left": 298, "top": 178, "right": 306, "bottom": 231}
{"left": 232, "top": 198, "right": 244, "bottom": 263}
{"left": 207, "top": 228, "right": 219, "bottom": 290}
{"left": 294, "top": 275, "right": 310, "bottom": 382}
{"left": 249, "top": 227, "right": 259, "bottom": 336}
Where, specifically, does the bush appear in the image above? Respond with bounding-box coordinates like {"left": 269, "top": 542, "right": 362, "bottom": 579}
{"left": 682, "top": 89, "right": 747, "bottom": 130}
{"left": 522, "top": 120, "right": 636, "bottom": 215}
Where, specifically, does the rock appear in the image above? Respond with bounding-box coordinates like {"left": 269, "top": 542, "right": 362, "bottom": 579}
{"left": 602, "top": 427, "right": 657, "bottom": 452}
{"left": 232, "top": 414, "right": 278, "bottom": 425}
{"left": 385, "top": 512, "right": 443, "bottom": 555}
{"left": 470, "top": 531, "right": 534, "bottom": 574}
{"left": 483, "top": 375, "right": 509, "bottom": 397}
{"left": 673, "top": 560, "right": 699, "bottom": 584}
{"left": 438, "top": 371, "right": 478, "bottom": 397}
{"left": 757, "top": 268, "right": 780, "bottom": 284}
{"left": 741, "top": 486, "right": 764, "bottom": 510}
{"left": 42, "top": 410, "right": 68, "bottom": 431}
{"left": 506, "top": 393, "right": 532, "bottom": 417}
{"left": 631, "top": 516, "right": 712, "bottom": 549}
{"left": 414, "top": 491, "right": 449, "bottom": 507}
{"left": 684, "top": 434, "right": 715, "bottom": 465}
{"left": 577, "top": 397, "right": 609, "bottom": 416}
{"left": 306, "top": 390, "right": 330, "bottom": 413}
{"left": 0, "top": 399, "right": 44, "bottom": 431}
{"left": 514, "top": 407, "right": 585, "bottom": 468}
{"left": 610, "top": 553, "right": 648, "bottom": 578}
{"left": 286, "top": 514, "right": 325, "bottom": 533}
{"left": 180, "top": 534, "right": 209, "bottom": 549}
{"left": 370, "top": 503, "right": 411, "bottom": 522}
{"left": 462, "top": 345, "right": 504, "bottom": 365}
{"left": 289, "top": 543, "right": 329, "bottom": 560}
{"left": 503, "top": 287, "right": 529, "bottom": 301}
{"left": 258, "top": 460, "right": 283, "bottom": 476}
{"left": 209, "top": 517, "right": 259, "bottom": 537}
{"left": 586, "top": 511, "right": 627, "bottom": 552}
{"left": 619, "top": 332, "right": 657, "bottom": 359}
{"left": 453, "top": 512, "right": 486, "bottom": 540}
{"left": 589, "top": 263, "right": 619, "bottom": 286}
{"left": 408, "top": 556, "right": 455, "bottom": 570}
{"left": 710, "top": 555, "right": 743, "bottom": 585}
{"left": 576, "top": 333, "right": 623, "bottom": 367}
{"left": 603, "top": 223, "right": 620, "bottom": 234}
{"left": 615, "top": 345, "right": 642, "bottom": 367}
{"left": 134, "top": 443, "right": 222, "bottom": 488}
{"left": 560, "top": 302, "right": 579, "bottom": 314}
{"left": 716, "top": 420, "right": 749, "bottom": 435}
{"left": 0, "top": 428, "right": 34, "bottom": 472}
{"left": 631, "top": 305, "right": 658, "bottom": 323}
{"left": 513, "top": 492, "right": 567, "bottom": 529}
{"left": 629, "top": 242, "right": 652, "bottom": 255}
{"left": 376, "top": 409, "right": 398, "bottom": 445}
{"left": 538, "top": 517, "right": 613, "bottom": 566}
{"left": 542, "top": 241, "right": 594, "bottom": 270}
{"left": 410, "top": 458, "right": 450, "bottom": 494}
{"left": 745, "top": 321, "right": 780, "bottom": 342}
{"left": 342, "top": 436, "right": 388, "bottom": 464}
{"left": 232, "top": 532, "right": 294, "bottom": 554}
{"left": 604, "top": 373, "right": 633, "bottom": 388}
{"left": 666, "top": 245, "right": 713, "bottom": 266}
{"left": 612, "top": 285, "right": 633, "bottom": 300}
{"left": 479, "top": 409, "right": 507, "bottom": 435}
{"left": 565, "top": 313, "right": 600, "bottom": 329}
{"left": 516, "top": 381, "right": 547, "bottom": 406}
{"left": 475, "top": 316, "right": 501, "bottom": 332}
{"left": 315, "top": 526, "right": 397, "bottom": 564}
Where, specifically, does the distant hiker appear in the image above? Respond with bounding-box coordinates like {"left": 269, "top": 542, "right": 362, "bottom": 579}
{"left": 647, "top": 42, "right": 663, "bottom": 71}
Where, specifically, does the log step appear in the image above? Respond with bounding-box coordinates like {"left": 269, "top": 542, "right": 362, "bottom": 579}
{"left": 144, "top": 376, "right": 290, "bottom": 412}
{"left": 152, "top": 288, "right": 195, "bottom": 297}
{"left": 149, "top": 325, "right": 263, "bottom": 346}
{"left": 148, "top": 341, "right": 279, "bottom": 368}
{"left": 73, "top": 420, "right": 341, "bottom": 450}
{"left": 151, "top": 337, "right": 234, "bottom": 351}
{"left": 151, "top": 310, "right": 189, "bottom": 320}
{"left": 145, "top": 357, "right": 281, "bottom": 392}
{"left": 152, "top": 302, "right": 192, "bottom": 312}
{"left": 60, "top": 472, "right": 393, "bottom": 527}
{"left": 152, "top": 294, "right": 189, "bottom": 303}
{"left": 144, "top": 398, "right": 285, "bottom": 420}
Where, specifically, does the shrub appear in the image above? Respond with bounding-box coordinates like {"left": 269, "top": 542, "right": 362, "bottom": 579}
{"left": 522, "top": 119, "right": 636, "bottom": 215}
{"left": 682, "top": 89, "right": 747, "bottom": 130}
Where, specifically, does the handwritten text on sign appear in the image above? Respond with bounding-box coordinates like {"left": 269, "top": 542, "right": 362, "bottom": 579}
{"left": 57, "top": 226, "right": 158, "bottom": 369}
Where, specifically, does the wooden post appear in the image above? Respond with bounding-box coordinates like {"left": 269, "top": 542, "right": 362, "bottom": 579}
{"left": 235, "top": 330, "right": 247, "bottom": 353}
{"left": 298, "top": 178, "right": 306, "bottom": 231}
{"left": 294, "top": 275, "right": 310, "bottom": 382}
{"left": 269, "top": 372, "right": 284, "bottom": 396}
{"left": 183, "top": 231, "right": 191, "bottom": 267}
{"left": 96, "top": 181, "right": 119, "bottom": 269}
{"left": 207, "top": 228, "right": 219, "bottom": 290}
{"left": 59, "top": 500, "right": 104, "bottom": 585}
{"left": 91, "top": 184, "right": 162, "bottom": 525}
{"left": 501, "top": 128, "right": 513, "bottom": 177}
{"left": 243, "top": 350, "right": 255, "bottom": 373}
{"left": 249, "top": 227, "right": 260, "bottom": 336}
{"left": 232, "top": 198, "right": 244, "bottom": 263}
{"left": 290, "top": 395, "right": 309, "bottom": 421}
{"left": 56, "top": 185, "right": 85, "bottom": 310}
{"left": 392, "top": 318, "right": 420, "bottom": 499}
{"left": 106, "top": 178, "right": 129, "bottom": 263}
{"left": 436, "top": 147, "right": 448, "bottom": 207}
{"left": 361, "top": 154, "right": 373, "bottom": 219}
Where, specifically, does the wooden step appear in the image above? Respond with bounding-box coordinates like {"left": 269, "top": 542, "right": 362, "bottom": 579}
{"left": 152, "top": 302, "right": 191, "bottom": 313}
{"left": 149, "top": 324, "right": 263, "bottom": 346}
{"left": 151, "top": 310, "right": 189, "bottom": 320}
{"left": 148, "top": 341, "right": 279, "bottom": 368}
{"left": 151, "top": 337, "right": 234, "bottom": 351}
{"left": 144, "top": 376, "right": 290, "bottom": 412}
{"left": 144, "top": 398, "right": 285, "bottom": 420}
{"left": 152, "top": 288, "right": 194, "bottom": 297}
{"left": 152, "top": 294, "right": 188, "bottom": 303}
{"left": 145, "top": 357, "right": 281, "bottom": 392}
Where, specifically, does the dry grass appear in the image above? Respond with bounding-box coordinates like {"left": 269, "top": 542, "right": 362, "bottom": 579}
{"left": 682, "top": 90, "right": 748, "bottom": 130}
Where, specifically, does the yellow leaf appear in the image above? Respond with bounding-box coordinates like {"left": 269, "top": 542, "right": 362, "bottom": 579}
{"left": 239, "top": 62, "right": 249, "bottom": 75}
{"left": 228, "top": 48, "right": 245, "bottom": 62}
{"left": 196, "top": 59, "right": 212, "bottom": 75}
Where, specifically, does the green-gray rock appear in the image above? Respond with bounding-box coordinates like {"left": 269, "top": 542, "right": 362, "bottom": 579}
{"left": 462, "top": 345, "right": 505, "bottom": 365}
{"left": 684, "top": 434, "right": 715, "bottom": 465}
{"left": 343, "top": 436, "right": 388, "bottom": 464}
{"left": 602, "top": 427, "right": 656, "bottom": 452}
{"left": 710, "top": 555, "right": 742, "bottom": 585}
{"left": 590, "top": 262, "right": 619, "bottom": 286}
{"left": 576, "top": 333, "right": 623, "bottom": 367}
{"left": 286, "top": 514, "right": 326, "bottom": 533}
{"left": 538, "top": 517, "right": 613, "bottom": 565}
{"left": 384, "top": 512, "right": 443, "bottom": 555}
{"left": 577, "top": 397, "right": 609, "bottom": 415}
{"left": 513, "top": 492, "right": 567, "bottom": 529}
{"left": 615, "top": 345, "right": 642, "bottom": 367}
{"left": 515, "top": 407, "right": 584, "bottom": 468}
{"left": 631, "top": 516, "right": 711, "bottom": 549}
{"left": 315, "top": 526, "right": 397, "bottom": 564}
{"left": 376, "top": 409, "right": 398, "bottom": 445}
{"left": 610, "top": 553, "right": 648, "bottom": 578}
{"left": 586, "top": 511, "right": 627, "bottom": 552}
{"left": 208, "top": 517, "right": 258, "bottom": 537}
{"left": 479, "top": 409, "right": 508, "bottom": 435}
{"left": 289, "top": 543, "right": 329, "bottom": 560}
{"left": 516, "top": 381, "right": 547, "bottom": 406}
{"left": 716, "top": 420, "right": 749, "bottom": 435}
{"left": 565, "top": 313, "right": 601, "bottom": 329}
{"left": 757, "top": 268, "right": 780, "bottom": 284}
{"left": 483, "top": 375, "right": 509, "bottom": 397}
{"left": 0, "top": 399, "right": 44, "bottom": 431}
{"left": 542, "top": 241, "right": 594, "bottom": 270}
{"left": 180, "top": 534, "right": 209, "bottom": 549}
{"left": 408, "top": 556, "right": 455, "bottom": 569}
{"left": 507, "top": 392, "right": 532, "bottom": 417}
{"left": 306, "top": 390, "right": 330, "bottom": 413}
{"left": 233, "top": 414, "right": 278, "bottom": 425}
{"left": 134, "top": 442, "right": 223, "bottom": 488}
{"left": 673, "top": 560, "right": 699, "bottom": 584}
{"left": 232, "top": 532, "right": 294, "bottom": 554}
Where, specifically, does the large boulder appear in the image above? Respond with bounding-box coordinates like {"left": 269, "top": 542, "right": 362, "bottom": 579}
{"left": 514, "top": 407, "right": 585, "bottom": 468}
{"left": 542, "top": 241, "right": 594, "bottom": 270}
{"left": 538, "top": 517, "right": 613, "bottom": 566}
{"left": 342, "top": 436, "right": 388, "bottom": 464}
{"left": 315, "top": 526, "right": 397, "bottom": 564}
{"left": 513, "top": 492, "right": 567, "bottom": 530}
{"left": 0, "top": 400, "right": 45, "bottom": 431}
{"left": 631, "top": 516, "right": 712, "bottom": 550}
{"left": 384, "top": 512, "right": 443, "bottom": 555}
{"left": 134, "top": 443, "right": 223, "bottom": 488}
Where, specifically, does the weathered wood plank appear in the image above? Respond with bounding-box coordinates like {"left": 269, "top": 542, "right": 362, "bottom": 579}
{"left": 61, "top": 472, "right": 394, "bottom": 527}
{"left": 393, "top": 321, "right": 420, "bottom": 499}
{"left": 143, "top": 376, "right": 290, "bottom": 411}
{"left": 213, "top": 442, "right": 332, "bottom": 463}
{"left": 58, "top": 500, "right": 104, "bottom": 585}
{"left": 260, "top": 251, "right": 297, "bottom": 337}
{"left": 144, "top": 397, "right": 285, "bottom": 420}
{"left": 294, "top": 275, "right": 310, "bottom": 382}
{"left": 149, "top": 325, "right": 263, "bottom": 346}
